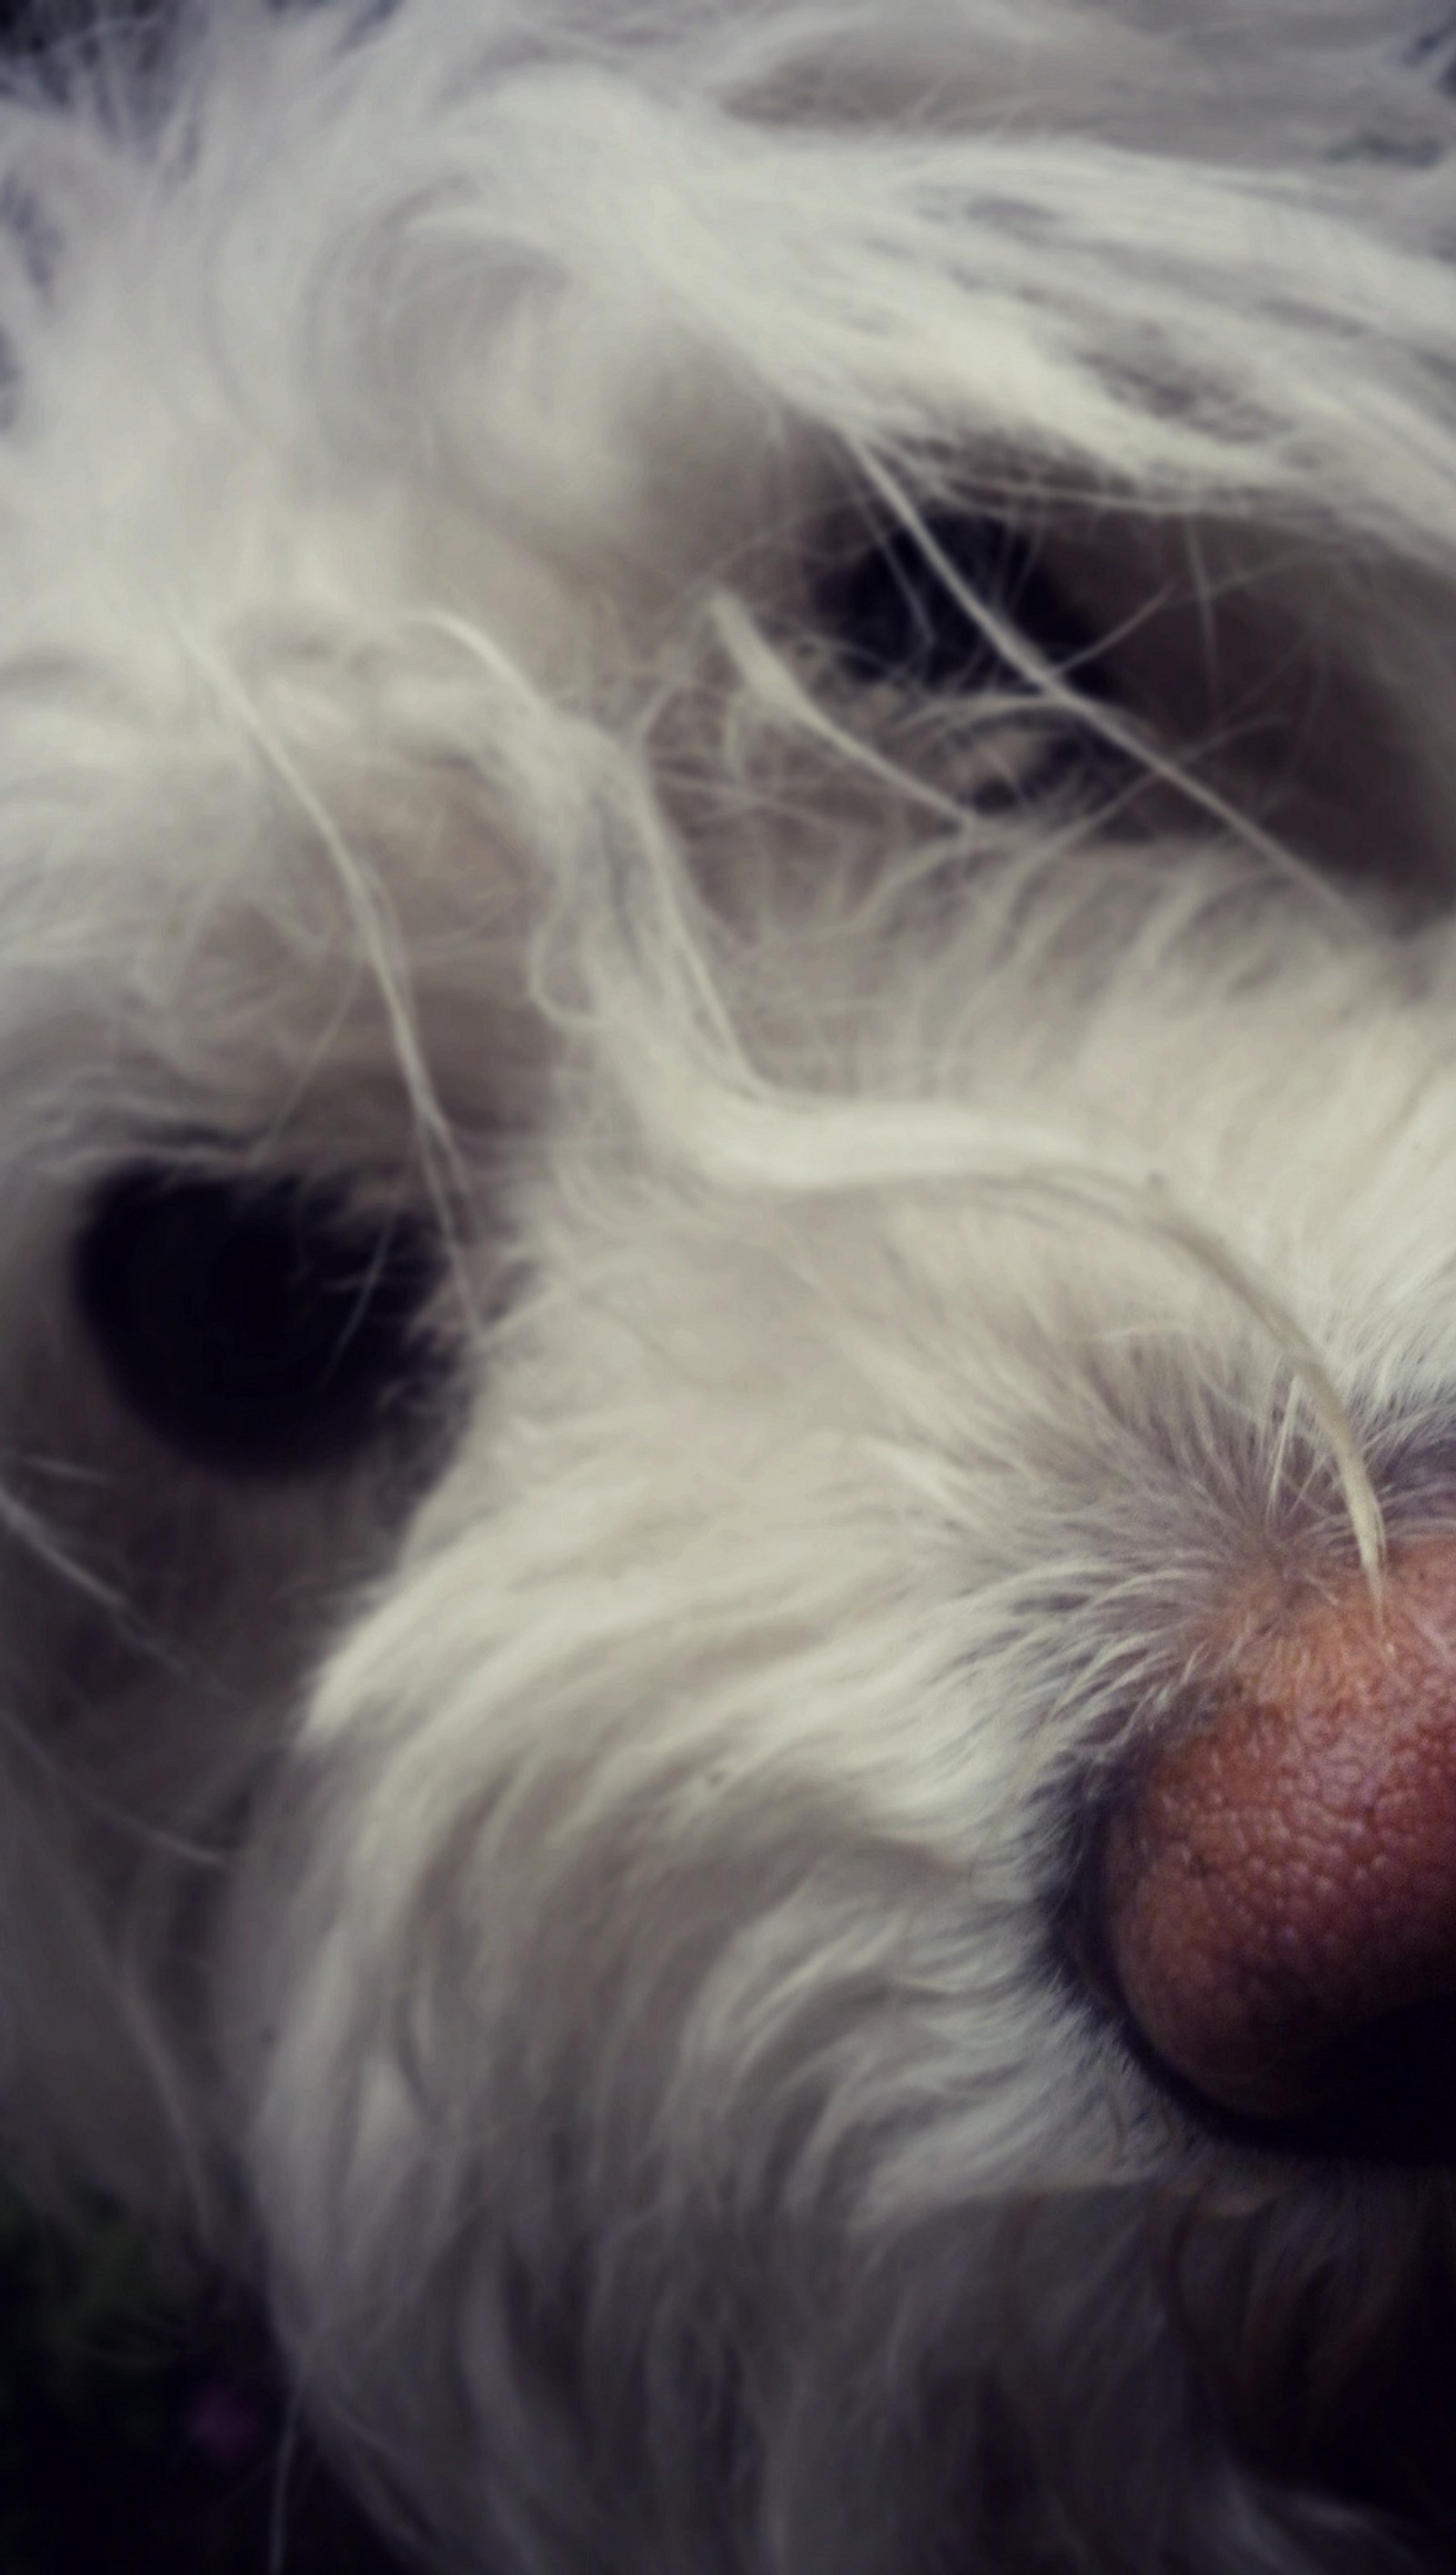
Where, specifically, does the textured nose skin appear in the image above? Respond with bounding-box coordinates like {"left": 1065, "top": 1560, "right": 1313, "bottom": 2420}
{"left": 1104, "top": 1539, "right": 1456, "bottom": 2129}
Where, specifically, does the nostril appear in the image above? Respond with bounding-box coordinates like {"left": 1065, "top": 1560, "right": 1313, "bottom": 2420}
{"left": 1096, "top": 1537, "right": 1456, "bottom": 2161}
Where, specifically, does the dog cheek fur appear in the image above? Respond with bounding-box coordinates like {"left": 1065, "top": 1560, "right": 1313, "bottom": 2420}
{"left": 219, "top": 923, "right": 1456, "bottom": 2548}
{"left": 230, "top": 1056, "right": 1456, "bottom": 2572}
{"left": 230, "top": 1505, "right": 1442, "bottom": 2573}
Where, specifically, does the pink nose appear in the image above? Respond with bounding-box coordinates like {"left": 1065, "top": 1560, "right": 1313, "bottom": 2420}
{"left": 1102, "top": 1537, "right": 1456, "bottom": 2145}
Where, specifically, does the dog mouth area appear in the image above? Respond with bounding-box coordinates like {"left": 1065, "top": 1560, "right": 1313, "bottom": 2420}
{"left": 1090, "top": 1963, "right": 1456, "bottom": 2168}
{"left": 1065, "top": 1536, "right": 1456, "bottom": 2171}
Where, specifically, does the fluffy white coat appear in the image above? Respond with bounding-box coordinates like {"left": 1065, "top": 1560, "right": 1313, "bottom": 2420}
{"left": 1, "top": 1, "right": 1455, "bottom": 2567}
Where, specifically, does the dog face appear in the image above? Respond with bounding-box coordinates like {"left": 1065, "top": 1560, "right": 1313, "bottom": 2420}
{"left": 5, "top": 2, "right": 1456, "bottom": 2566}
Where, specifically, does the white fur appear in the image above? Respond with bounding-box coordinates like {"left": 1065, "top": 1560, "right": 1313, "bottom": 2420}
{"left": 1, "top": 1, "right": 1455, "bottom": 2565}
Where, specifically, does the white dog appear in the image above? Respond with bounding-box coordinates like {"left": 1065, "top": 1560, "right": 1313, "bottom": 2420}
{"left": 5, "top": 0, "right": 1456, "bottom": 2565}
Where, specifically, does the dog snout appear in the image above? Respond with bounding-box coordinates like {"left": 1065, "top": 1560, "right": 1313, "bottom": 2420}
{"left": 1097, "top": 1537, "right": 1456, "bottom": 2161}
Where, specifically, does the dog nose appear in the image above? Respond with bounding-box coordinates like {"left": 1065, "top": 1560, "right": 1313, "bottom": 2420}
{"left": 1100, "top": 1537, "right": 1456, "bottom": 2157}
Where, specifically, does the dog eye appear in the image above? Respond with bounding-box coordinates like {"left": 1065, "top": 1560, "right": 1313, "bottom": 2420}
{"left": 819, "top": 512, "right": 1100, "bottom": 695}
{"left": 75, "top": 1168, "right": 440, "bottom": 1475}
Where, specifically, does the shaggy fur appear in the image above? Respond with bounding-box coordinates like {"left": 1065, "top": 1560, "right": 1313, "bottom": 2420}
{"left": 3, "top": 0, "right": 1456, "bottom": 2565}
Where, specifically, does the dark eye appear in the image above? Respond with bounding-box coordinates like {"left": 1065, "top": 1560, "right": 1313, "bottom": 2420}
{"left": 76, "top": 1168, "right": 440, "bottom": 1475}
{"left": 819, "top": 512, "right": 1102, "bottom": 696}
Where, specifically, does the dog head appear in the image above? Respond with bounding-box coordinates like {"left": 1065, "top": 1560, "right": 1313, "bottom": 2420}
{"left": 3, "top": 3, "right": 1456, "bottom": 2566}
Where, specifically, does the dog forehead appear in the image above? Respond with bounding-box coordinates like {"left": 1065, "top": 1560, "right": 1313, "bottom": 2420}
{"left": 0, "top": 3, "right": 1441, "bottom": 711}
{"left": 0, "top": 11, "right": 1285, "bottom": 623}
{"left": 0, "top": 97, "right": 819, "bottom": 722}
